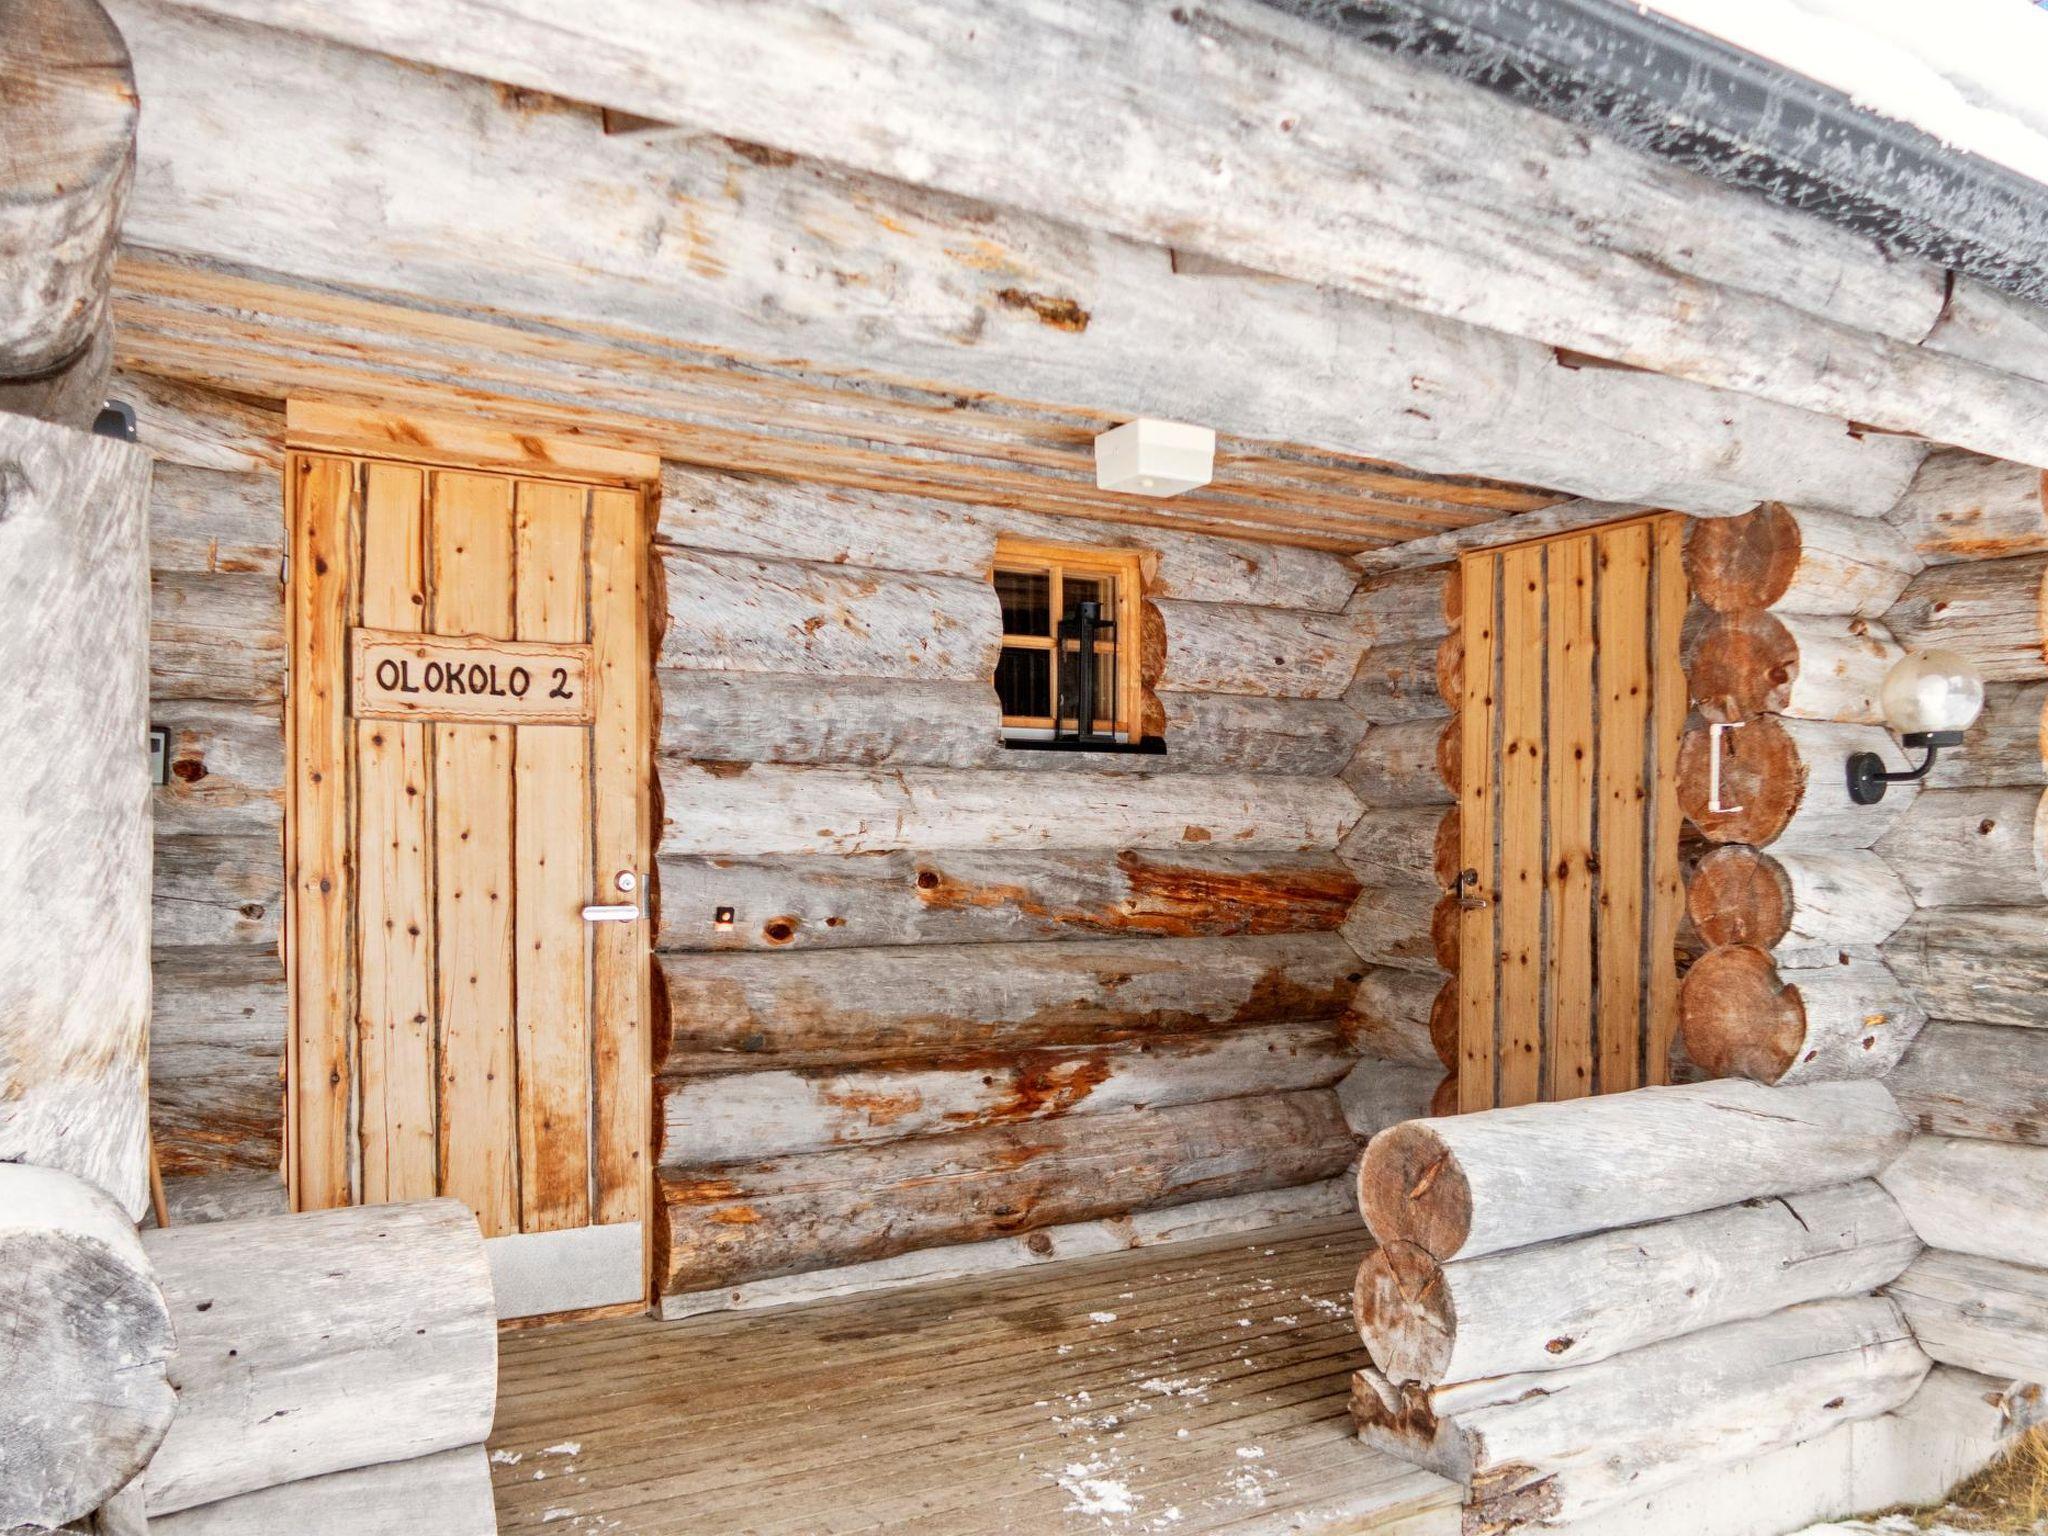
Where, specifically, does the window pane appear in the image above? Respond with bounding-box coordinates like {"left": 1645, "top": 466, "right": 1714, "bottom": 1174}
{"left": 1093, "top": 648, "right": 1118, "bottom": 728}
{"left": 996, "top": 568, "right": 1051, "bottom": 637}
{"left": 1063, "top": 572, "right": 1113, "bottom": 626}
{"left": 996, "top": 645, "right": 1052, "bottom": 720}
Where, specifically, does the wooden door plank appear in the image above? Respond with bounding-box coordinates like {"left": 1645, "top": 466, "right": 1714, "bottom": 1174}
{"left": 1594, "top": 521, "right": 1653, "bottom": 1094}
{"left": 1455, "top": 554, "right": 1500, "bottom": 1114}
{"left": 1644, "top": 516, "right": 1688, "bottom": 1086}
{"left": 355, "top": 462, "right": 437, "bottom": 1204}
{"left": 1495, "top": 543, "right": 1546, "bottom": 1108}
{"left": 590, "top": 487, "right": 649, "bottom": 1227}
{"left": 1544, "top": 535, "right": 1596, "bottom": 1100}
{"left": 513, "top": 479, "right": 593, "bottom": 1233}
{"left": 431, "top": 469, "right": 520, "bottom": 1237}
{"left": 287, "top": 453, "right": 358, "bottom": 1211}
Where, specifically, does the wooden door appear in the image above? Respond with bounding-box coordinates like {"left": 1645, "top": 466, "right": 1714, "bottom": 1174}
{"left": 1455, "top": 516, "right": 1686, "bottom": 1111}
{"left": 287, "top": 422, "right": 652, "bottom": 1241}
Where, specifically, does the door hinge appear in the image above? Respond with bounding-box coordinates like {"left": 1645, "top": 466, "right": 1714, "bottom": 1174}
{"left": 279, "top": 553, "right": 291, "bottom": 588}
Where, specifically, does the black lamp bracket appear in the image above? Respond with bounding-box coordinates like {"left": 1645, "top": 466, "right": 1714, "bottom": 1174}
{"left": 1846, "top": 730, "right": 1964, "bottom": 805}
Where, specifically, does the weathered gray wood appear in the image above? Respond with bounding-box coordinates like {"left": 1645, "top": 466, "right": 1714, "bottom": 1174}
{"left": 659, "top": 670, "right": 998, "bottom": 769}
{"left": 1880, "top": 1137, "right": 2048, "bottom": 1270}
{"left": 1685, "top": 610, "right": 1902, "bottom": 725}
{"left": 1141, "top": 692, "right": 1365, "bottom": 776}
{"left": 0, "top": 0, "right": 136, "bottom": 423}
{"left": 1338, "top": 1060, "right": 1439, "bottom": 1139}
{"left": 1346, "top": 966, "right": 1446, "bottom": 1069}
{"left": 1887, "top": 1251, "right": 2048, "bottom": 1384}
{"left": 0, "top": 414, "right": 154, "bottom": 1216}
{"left": 1344, "top": 637, "right": 1453, "bottom": 722}
{"left": 659, "top": 1022, "right": 1351, "bottom": 1164}
{"left": 1887, "top": 553, "right": 2048, "bottom": 683}
{"left": 1686, "top": 502, "right": 1921, "bottom": 617}
{"left": 655, "top": 847, "right": 1358, "bottom": 951}
{"left": 152, "top": 833, "right": 281, "bottom": 947}
{"left": 655, "top": 1088, "right": 1356, "bottom": 1292}
{"left": 1357, "top": 1077, "right": 1910, "bottom": 1262}
{"left": 660, "top": 547, "right": 999, "bottom": 681}
{"left": 0, "top": 311, "right": 113, "bottom": 427}
{"left": 1347, "top": 565, "right": 1455, "bottom": 647}
{"left": 150, "top": 1447, "right": 495, "bottom": 1536}
{"left": 1884, "top": 907, "right": 2048, "bottom": 1031}
{"left": 150, "top": 570, "right": 283, "bottom": 701}
{"left": 1338, "top": 805, "right": 1456, "bottom": 888}
{"left": 147, "top": 463, "right": 281, "bottom": 572}
{"left": 1887, "top": 1022, "right": 2048, "bottom": 1148}
{"left": 0, "top": 1165, "right": 174, "bottom": 1532}
{"left": 1924, "top": 681, "right": 2048, "bottom": 789}
{"left": 1355, "top": 1180, "right": 1920, "bottom": 1386}
{"left": 1686, "top": 846, "right": 1914, "bottom": 954}
{"left": 141, "top": 1199, "right": 497, "bottom": 1516}
{"left": 1678, "top": 947, "right": 1927, "bottom": 1087}
{"left": 149, "top": 701, "right": 283, "bottom": 836}
{"left": 1354, "top": 1297, "right": 1928, "bottom": 1527}
{"left": 155, "top": 1169, "right": 285, "bottom": 1226}
{"left": 1680, "top": 715, "right": 1917, "bottom": 851}
{"left": 1153, "top": 599, "right": 1365, "bottom": 699}
{"left": 1887, "top": 448, "right": 2048, "bottom": 566}
{"left": 1355, "top": 498, "right": 1667, "bottom": 573}
{"left": 656, "top": 932, "right": 1362, "bottom": 1074}
{"left": 112, "top": 1, "right": 1926, "bottom": 516}
{"left": 138, "top": 0, "right": 2048, "bottom": 470}
{"left": 149, "top": 945, "right": 283, "bottom": 1178}
{"left": 1876, "top": 787, "right": 2048, "bottom": 909}
{"left": 659, "top": 761, "right": 1361, "bottom": 857}
{"left": 111, "top": 369, "right": 283, "bottom": 474}
{"left": 1340, "top": 877, "right": 1449, "bottom": 973}
{"left": 1342, "top": 718, "right": 1454, "bottom": 807}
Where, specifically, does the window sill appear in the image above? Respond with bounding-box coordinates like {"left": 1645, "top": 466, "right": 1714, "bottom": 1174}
{"left": 1001, "top": 737, "right": 1166, "bottom": 757}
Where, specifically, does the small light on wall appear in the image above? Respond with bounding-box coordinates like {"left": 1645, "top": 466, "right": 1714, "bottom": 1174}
{"left": 1847, "top": 649, "right": 1985, "bottom": 805}
{"left": 1094, "top": 418, "right": 1215, "bottom": 497}
{"left": 713, "top": 906, "right": 736, "bottom": 930}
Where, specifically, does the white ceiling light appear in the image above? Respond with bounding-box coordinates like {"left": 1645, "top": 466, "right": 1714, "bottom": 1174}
{"left": 1094, "top": 418, "right": 1216, "bottom": 497}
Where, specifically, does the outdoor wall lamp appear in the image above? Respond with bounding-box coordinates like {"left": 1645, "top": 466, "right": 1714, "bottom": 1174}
{"left": 1847, "top": 649, "right": 1985, "bottom": 805}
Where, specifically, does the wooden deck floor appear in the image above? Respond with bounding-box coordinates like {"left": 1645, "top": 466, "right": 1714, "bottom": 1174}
{"left": 489, "top": 1219, "right": 1459, "bottom": 1536}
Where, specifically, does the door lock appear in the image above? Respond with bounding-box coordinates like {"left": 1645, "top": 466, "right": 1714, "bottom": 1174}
{"left": 581, "top": 870, "right": 644, "bottom": 923}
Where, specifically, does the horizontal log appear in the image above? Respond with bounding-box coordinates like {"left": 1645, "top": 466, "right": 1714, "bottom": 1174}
{"left": 153, "top": 832, "right": 281, "bottom": 947}
{"left": 1357, "top": 1077, "right": 1909, "bottom": 1262}
{"left": 1679, "top": 715, "right": 1917, "bottom": 850}
{"left": 113, "top": 368, "right": 285, "bottom": 474}
{"left": 112, "top": 3, "right": 1928, "bottom": 518}
{"left": 657, "top": 932, "right": 1362, "bottom": 1073}
{"left": 658, "top": 671, "right": 998, "bottom": 769}
{"left": 654, "top": 1088, "right": 1356, "bottom": 1292}
{"left": 1338, "top": 876, "right": 1445, "bottom": 972}
{"left": 1344, "top": 637, "right": 1452, "bottom": 723}
{"left": 157, "top": 1169, "right": 286, "bottom": 1226}
{"left": 149, "top": 1446, "right": 496, "bottom": 1536}
{"left": 659, "top": 1022, "right": 1351, "bottom": 1164}
{"left": 655, "top": 847, "right": 1358, "bottom": 951}
{"left": 1685, "top": 610, "right": 1901, "bottom": 725}
{"left": 1886, "top": 553, "right": 2048, "bottom": 683}
{"left": 1685, "top": 502, "right": 1920, "bottom": 617}
{"left": 0, "top": 1166, "right": 175, "bottom": 1532}
{"left": 149, "top": 945, "right": 284, "bottom": 1177}
{"left": 1887, "top": 1022, "right": 2048, "bottom": 1148}
{"left": 1679, "top": 947, "right": 1927, "bottom": 1087}
{"left": 151, "top": 700, "right": 283, "bottom": 836}
{"left": 1873, "top": 787, "right": 2048, "bottom": 908}
{"left": 1143, "top": 692, "right": 1365, "bottom": 776}
{"left": 150, "top": 570, "right": 284, "bottom": 702}
{"left": 1342, "top": 717, "right": 1455, "bottom": 807}
{"left": 1338, "top": 1060, "right": 1440, "bottom": 1139}
{"left": 1686, "top": 846, "right": 1913, "bottom": 954}
{"left": 1153, "top": 599, "right": 1365, "bottom": 699}
{"left": 660, "top": 548, "right": 999, "bottom": 681}
{"left": 659, "top": 761, "right": 1361, "bottom": 857}
{"left": 141, "top": 1200, "right": 497, "bottom": 1516}
{"left": 1347, "top": 564, "right": 1456, "bottom": 647}
{"left": 1337, "top": 804, "right": 1456, "bottom": 890}
{"left": 1887, "top": 1251, "right": 2048, "bottom": 1384}
{"left": 1353, "top": 1297, "right": 1928, "bottom": 1528}
{"left": 149, "top": 463, "right": 281, "bottom": 573}
{"left": 1924, "top": 680, "right": 2048, "bottom": 789}
{"left": 1880, "top": 1137, "right": 2048, "bottom": 1270}
{"left": 1884, "top": 907, "right": 2048, "bottom": 1030}
{"left": 1345, "top": 966, "right": 1446, "bottom": 1069}
{"left": 1355, "top": 1179, "right": 1919, "bottom": 1387}
{"left": 1887, "top": 448, "right": 2048, "bottom": 565}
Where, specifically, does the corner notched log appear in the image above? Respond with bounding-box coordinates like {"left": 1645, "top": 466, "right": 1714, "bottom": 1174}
{"left": 1686, "top": 845, "right": 1913, "bottom": 953}
{"left": 1345, "top": 637, "right": 1453, "bottom": 723}
{"left": 1924, "top": 680, "right": 2048, "bottom": 789}
{"left": 1342, "top": 717, "right": 1457, "bottom": 808}
{"left": 1887, "top": 1250, "right": 2048, "bottom": 1384}
{"left": 1684, "top": 610, "right": 1901, "bottom": 724}
{"left": 1887, "top": 1021, "right": 2048, "bottom": 1147}
{"left": 654, "top": 1089, "right": 1357, "bottom": 1292}
{"left": 1346, "top": 564, "right": 1457, "bottom": 648}
{"left": 1338, "top": 804, "right": 1458, "bottom": 888}
{"left": 1873, "top": 787, "right": 2048, "bottom": 908}
{"left": 1685, "top": 502, "right": 1920, "bottom": 617}
{"left": 1884, "top": 907, "right": 2048, "bottom": 1031}
{"left": 1887, "top": 448, "right": 2048, "bottom": 565}
{"left": 1340, "top": 878, "right": 1447, "bottom": 972}
{"left": 1353, "top": 1179, "right": 1919, "bottom": 1386}
{"left": 1887, "top": 553, "right": 2048, "bottom": 683}
{"left": 1881, "top": 1137, "right": 2048, "bottom": 1269}
{"left": 1679, "top": 715, "right": 1916, "bottom": 849}
{"left": 1678, "top": 946, "right": 1927, "bottom": 1086}
{"left": 1345, "top": 966, "right": 1448, "bottom": 1069}
{"left": 1355, "top": 1077, "right": 1909, "bottom": 1262}
{"left": 0, "top": 0, "right": 137, "bottom": 426}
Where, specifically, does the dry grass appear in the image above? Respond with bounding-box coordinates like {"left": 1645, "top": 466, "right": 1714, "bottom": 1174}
{"left": 1945, "top": 1427, "right": 2048, "bottom": 1533}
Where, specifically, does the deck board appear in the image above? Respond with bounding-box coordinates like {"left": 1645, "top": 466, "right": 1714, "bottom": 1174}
{"left": 489, "top": 1219, "right": 1459, "bottom": 1536}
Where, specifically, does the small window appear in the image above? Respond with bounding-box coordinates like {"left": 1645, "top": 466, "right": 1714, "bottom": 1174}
{"left": 993, "top": 540, "right": 1144, "bottom": 746}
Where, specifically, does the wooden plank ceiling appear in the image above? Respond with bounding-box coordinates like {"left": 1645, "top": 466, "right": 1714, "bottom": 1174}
{"left": 112, "top": 251, "right": 1563, "bottom": 554}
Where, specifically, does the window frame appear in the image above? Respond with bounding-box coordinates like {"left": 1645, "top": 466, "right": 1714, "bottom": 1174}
{"left": 991, "top": 537, "right": 1146, "bottom": 743}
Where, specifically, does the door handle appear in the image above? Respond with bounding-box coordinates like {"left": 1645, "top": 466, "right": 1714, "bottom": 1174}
{"left": 582, "top": 870, "right": 644, "bottom": 923}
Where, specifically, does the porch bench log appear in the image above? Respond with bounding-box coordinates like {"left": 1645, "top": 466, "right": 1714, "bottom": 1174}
{"left": 1685, "top": 610, "right": 1903, "bottom": 725}
{"left": 1880, "top": 1138, "right": 2048, "bottom": 1270}
{"left": 1356, "top": 1077, "right": 1910, "bottom": 1263}
{"left": 149, "top": 1446, "right": 495, "bottom": 1536}
{"left": 1678, "top": 947, "right": 1927, "bottom": 1087}
{"left": 1887, "top": 448, "right": 2048, "bottom": 566}
{"left": 1686, "top": 502, "right": 1921, "bottom": 617}
{"left": 1687, "top": 845, "right": 1915, "bottom": 956}
{"left": 1886, "top": 1250, "right": 2048, "bottom": 1384}
{"left": 1354, "top": 1179, "right": 1920, "bottom": 1386}
{"left": 139, "top": 1199, "right": 497, "bottom": 1517}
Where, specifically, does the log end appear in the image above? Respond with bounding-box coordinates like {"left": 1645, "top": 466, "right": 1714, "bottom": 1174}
{"left": 1430, "top": 890, "right": 1460, "bottom": 973}
{"left": 1685, "top": 503, "right": 1799, "bottom": 613}
{"left": 1687, "top": 845, "right": 1794, "bottom": 950}
{"left": 1428, "top": 979, "right": 1457, "bottom": 1070}
{"left": 1354, "top": 1240, "right": 1456, "bottom": 1385}
{"left": 1678, "top": 944, "right": 1804, "bottom": 1084}
{"left": 1432, "top": 806, "right": 1461, "bottom": 891}
{"left": 1357, "top": 1120, "right": 1473, "bottom": 1258}
{"left": 1678, "top": 713, "right": 1801, "bottom": 847}
{"left": 1685, "top": 610, "right": 1796, "bottom": 723}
